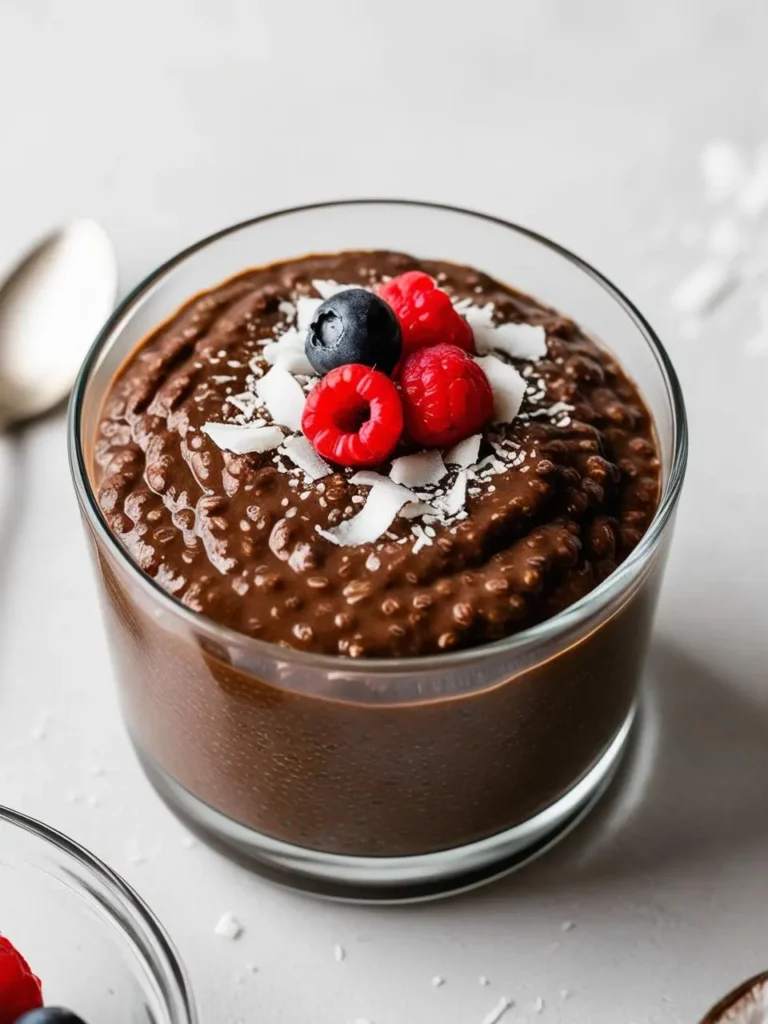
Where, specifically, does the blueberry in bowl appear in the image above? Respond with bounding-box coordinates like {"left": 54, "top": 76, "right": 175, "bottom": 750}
{"left": 305, "top": 287, "right": 402, "bottom": 376}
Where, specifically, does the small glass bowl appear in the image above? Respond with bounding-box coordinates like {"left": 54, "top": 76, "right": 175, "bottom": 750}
{"left": 69, "top": 200, "right": 687, "bottom": 900}
{"left": 0, "top": 805, "right": 197, "bottom": 1023}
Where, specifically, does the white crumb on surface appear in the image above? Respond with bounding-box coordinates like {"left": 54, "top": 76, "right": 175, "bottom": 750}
{"left": 479, "top": 976, "right": 490, "bottom": 987}
{"left": 700, "top": 140, "right": 745, "bottom": 202}
{"left": 30, "top": 726, "right": 46, "bottom": 740}
{"left": 334, "top": 944, "right": 346, "bottom": 962}
{"left": 560, "top": 989, "right": 571, "bottom": 1000}
{"left": 214, "top": 912, "right": 243, "bottom": 940}
{"left": 670, "top": 260, "right": 733, "bottom": 314}
{"left": 561, "top": 920, "right": 576, "bottom": 932}
{"left": 431, "top": 975, "right": 445, "bottom": 987}
{"left": 533, "top": 995, "right": 545, "bottom": 1013}
{"left": 202, "top": 422, "right": 284, "bottom": 454}
{"left": 181, "top": 835, "right": 197, "bottom": 849}
{"left": 481, "top": 996, "right": 513, "bottom": 1024}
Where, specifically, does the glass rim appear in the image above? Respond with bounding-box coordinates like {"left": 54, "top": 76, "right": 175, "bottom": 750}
{"left": 68, "top": 198, "right": 688, "bottom": 675}
{"left": 0, "top": 803, "right": 197, "bottom": 1022}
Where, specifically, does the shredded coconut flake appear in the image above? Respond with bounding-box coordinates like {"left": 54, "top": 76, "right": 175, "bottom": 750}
{"left": 399, "top": 501, "right": 435, "bottom": 520}
{"left": 318, "top": 481, "right": 413, "bottom": 546}
{"left": 475, "top": 354, "right": 527, "bottom": 423}
{"left": 390, "top": 451, "right": 447, "bottom": 488}
{"left": 263, "top": 327, "right": 315, "bottom": 375}
{"left": 296, "top": 296, "right": 322, "bottom": 332}
{"left": 349, "top": 470, "right": 391, "bottom": 489}
{"left": 444, "top": 434, "right": 482, "bottom": 467}
{"left": 202, "top": 422, "right": 284, "bottom": 454}
{"left": 281, "top": 435, "right": 332, "bottom": 480}
{"left": 254, "top": 365, "right": 306, "bottom": 432}
{"left": 312, "top": 279, "right": 356, "bottom": 300}
{"left": 227, "top": 392, "right": 261, "bottom": 419}
{"left": 435, "top": 470, "right": 467, "bottom": 517}
{"left": 411, "top": 523, "right": 433, "bottom": 554}
{"left": 458, "top": 300, "right": 547, "bottom": 361}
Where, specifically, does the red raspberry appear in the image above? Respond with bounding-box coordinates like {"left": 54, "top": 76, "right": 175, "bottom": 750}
{"left": 379, "top": 272, "right": 475, "bottom": 364}
{"left": 302, "top": 363, "right": 403, "bottom": 467}
{"left": 0, "top": 936, "right": 43, "bottom": 1024}
{"left": 400, "top": 344, "right": 493, "bottom": 448}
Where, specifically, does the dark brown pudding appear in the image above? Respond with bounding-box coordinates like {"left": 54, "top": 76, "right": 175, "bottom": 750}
{"left": 93, "top": 251, "right": 660, "bottom": 658}
{"left": 84, "top": 248, "right": 665, "bottom": 865}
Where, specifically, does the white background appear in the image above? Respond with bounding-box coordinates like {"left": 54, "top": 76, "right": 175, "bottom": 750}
{"left": 2, "top": 1, "right": 768, "bottom": 1022}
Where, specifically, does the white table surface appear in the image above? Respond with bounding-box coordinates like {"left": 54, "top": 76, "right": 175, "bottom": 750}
{"left": 2, "top": 1, "right": 768, "bottom": 1022}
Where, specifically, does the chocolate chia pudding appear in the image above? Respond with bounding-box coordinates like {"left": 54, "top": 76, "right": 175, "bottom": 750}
{"left": 93, "top": 251, "right": 660, "bottom": 657}
{"left": 73, "top": 210, "right": 683, "bottom": 894}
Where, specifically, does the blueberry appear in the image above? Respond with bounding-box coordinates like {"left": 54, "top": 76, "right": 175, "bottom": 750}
{"left": 305, "top": 288, "right": 402, "bottom": 377}
{"left": 16, "top": 1010, "right": 88, "bottom": 1024}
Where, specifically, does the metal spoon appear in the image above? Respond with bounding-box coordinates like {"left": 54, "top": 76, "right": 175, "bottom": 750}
{"left": 0, "top": 220, "right": 117, "bottom": 425}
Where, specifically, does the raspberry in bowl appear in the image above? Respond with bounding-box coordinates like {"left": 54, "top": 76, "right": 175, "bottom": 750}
{"left": 69, "top": 201, "right": 687, "bottom": 899}
{"left": 0, "top": 805, "right": 196, "bottom": 1022}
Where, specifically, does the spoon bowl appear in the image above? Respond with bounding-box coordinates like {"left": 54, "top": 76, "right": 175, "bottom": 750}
{"left": 0, "top": 221, "right": 117, "bottom": 425}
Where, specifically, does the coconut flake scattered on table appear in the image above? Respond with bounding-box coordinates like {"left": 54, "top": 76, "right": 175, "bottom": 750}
{"left": 456, "top": 298, "right": 548, "bottom": 361}
{"left": 317, "top": 480, "right": 414, "bottom": 546}
{"left": 444, "top": 434, "right": 482, "bottom": 467}
{"left": 281, "top": 434, "right": 332, "bottom": 480}
{"left": 670, "top": 260, "right": 733, "bottom": 315}
{"left": 390, "top": 451, "right": 447, "bottom": 487}
{"left": 475, "top": 354, "right": 527, "bottom": 422}
{"left": 480, "top": 996, "right": 513, "bottom": 1024}
{"left": 254, "top": 364, "right": 306, "bottom": 432}
{"left": 202, "top": 422, "right": 284, "bottom": 454}
{"left": 214, "top": 912, "right": 243, "bottom": 940}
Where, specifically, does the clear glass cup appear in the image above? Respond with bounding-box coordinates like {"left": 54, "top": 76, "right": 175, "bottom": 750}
{"left": 0, "top": 805, "right": 197, "bottom": 1021}
{"left": 68, "top": 201, "right": 687, "bottom": 901}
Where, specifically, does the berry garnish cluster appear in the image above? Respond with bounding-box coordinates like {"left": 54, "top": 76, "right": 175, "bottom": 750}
{"left": 0, "top": 935, "right": 86, "bottom": 1024}
{"left": 302, "top": 273, "right": 492, "bottom": 467}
